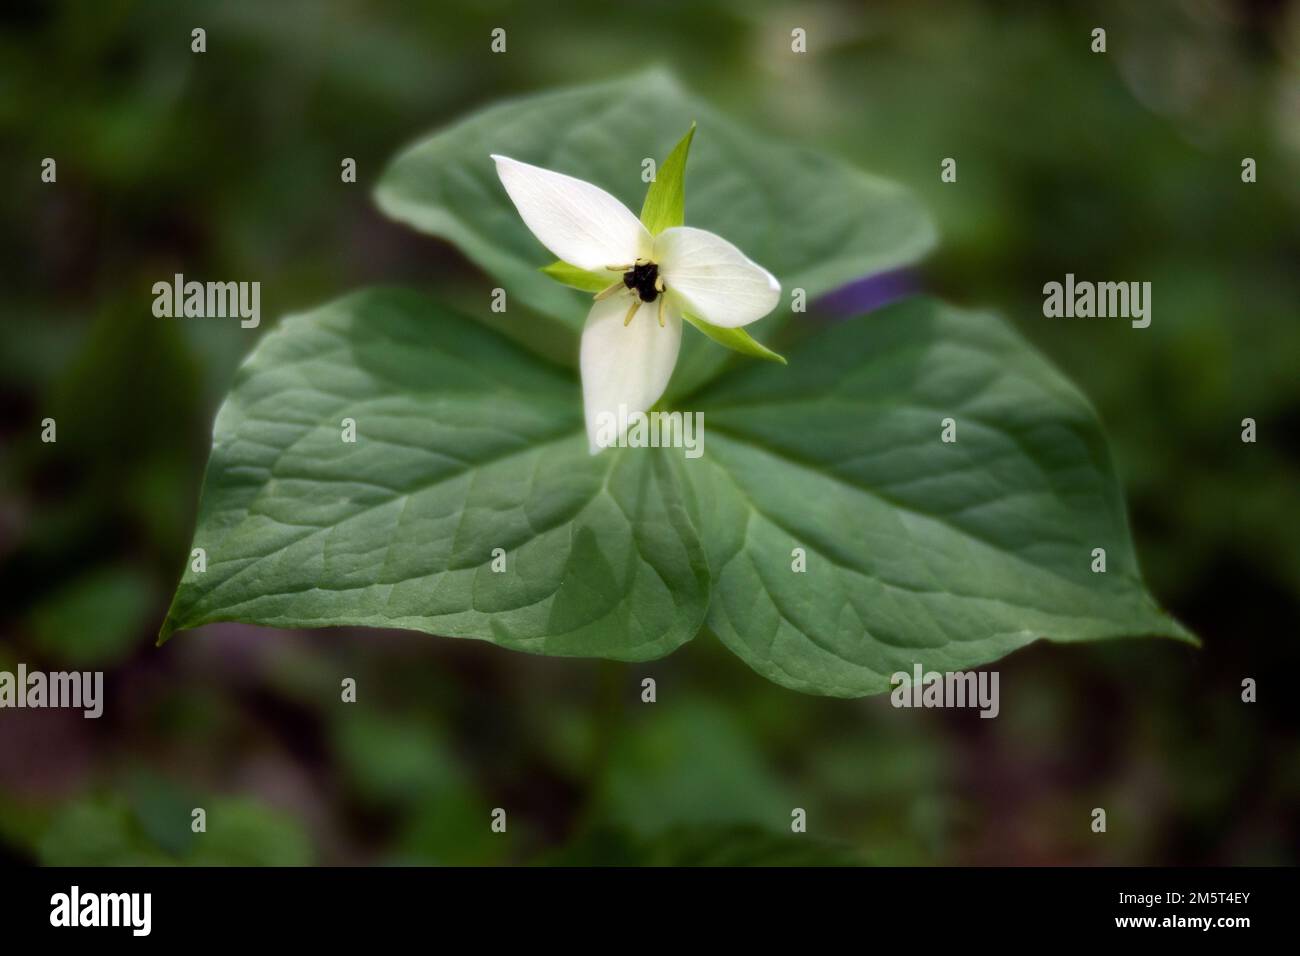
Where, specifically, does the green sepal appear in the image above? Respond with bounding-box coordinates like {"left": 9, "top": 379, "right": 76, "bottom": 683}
{"left": 682, "top": 311, "right": 787, "bottom": 365}
{"left": 640, "top": 123, "right": 696, "bottom": 235}
{"left": 540, "top": 261, "right": 616, "bottom": 294}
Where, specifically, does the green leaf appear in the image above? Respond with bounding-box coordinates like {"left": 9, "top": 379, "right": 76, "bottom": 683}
{"left": 540, "top": 260, "right": 613, "bottom": 294}
{"left": 159, "top": 288, "right": 710, "bottom": 661}
{"left": 640, "top": 122, "right": 695, "bottom": 235}
{"left": 374, "top": 69, "right": 935, "bottom": 387}
{"left": 681, "top": 311, "right": 786, "bottom": 365}
{"left": 162, "top": 289, "right": 1191, "bottom": 697}
{"left": 684, "top": 296, "right": 1194, "bottom": 697}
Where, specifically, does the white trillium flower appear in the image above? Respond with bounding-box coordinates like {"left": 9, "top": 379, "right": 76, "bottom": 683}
{"left": 491, "top": 154, "right": 781, "bottom": 453}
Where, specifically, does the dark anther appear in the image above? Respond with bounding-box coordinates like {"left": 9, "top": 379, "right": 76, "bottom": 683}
{"left": 623, "top": 261, "right": 661, "bottom": 302}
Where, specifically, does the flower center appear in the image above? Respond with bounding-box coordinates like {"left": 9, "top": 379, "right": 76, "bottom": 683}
{"left": 623, "top": 261, "right": 661, "bottom": 302}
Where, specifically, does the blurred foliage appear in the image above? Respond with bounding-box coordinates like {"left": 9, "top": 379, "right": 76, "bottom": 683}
{"left": 0, "top": 0, "right": 1297, "bottom": 865}
{"left": 35, "top": 791, "right": 313, "bottom": 866}
{"left": 27, "top": 565, "right": 155, "bottom": 666}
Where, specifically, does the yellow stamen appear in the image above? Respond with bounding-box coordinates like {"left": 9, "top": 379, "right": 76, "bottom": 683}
{"left": 594, "top": 281, "right": 623, "bottom": 301}
{"left": 657, "top": 296, "right": 665, "bottom": 327}
{"left": 623, "top": 300, "right": 641, "bottom": 326}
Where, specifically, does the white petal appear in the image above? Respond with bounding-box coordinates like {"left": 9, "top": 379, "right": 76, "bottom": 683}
{"left": 492, "top": 155, "right": 651, "bottom": 272}
{"left": 653, "top": 226, "right": 781, "bottom": 328}
{"left": 580, "top": 292, "right": 682, "bottom": 454}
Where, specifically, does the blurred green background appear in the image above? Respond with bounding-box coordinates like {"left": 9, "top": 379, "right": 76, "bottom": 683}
{"left": 1, "top": 0, "right": 1297, "bottom": 865}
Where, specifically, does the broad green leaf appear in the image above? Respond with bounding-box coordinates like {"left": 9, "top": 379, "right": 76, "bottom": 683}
{"left": 374, "top": 69, "right": 935, "bottom": 388}
{"left": 161, "top": 288, "right": 1191, "bottom": 698}
{"left": 540, "top": 261, "right": 615, "bottom": 294}
{"left": 684, "top": 296, "right": 1195, "bottom": 697}
{"left": 682, "top": 311, "right": 786, "bottom": 365}
{"left": 159, "top": 288, "right": 710, "bottom": 661}
{"left": 639, "top": 122, "right": 695, "bottom": 235}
